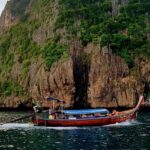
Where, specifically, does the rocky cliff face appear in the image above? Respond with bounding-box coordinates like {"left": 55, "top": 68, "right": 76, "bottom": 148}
{"left": 0, "top": 0, "right": 30, "bottom": 35}
{"left": 87, "top": 44, "right": 137, "bottom": 108}
{"left": 0, "top": 2, "right": 18, "bottom": 35}
{"left": 0, "top": 0, "right": 150, "bottom": 109}
{"left": 1, "top": 42, "right": 150, "bottom": 109}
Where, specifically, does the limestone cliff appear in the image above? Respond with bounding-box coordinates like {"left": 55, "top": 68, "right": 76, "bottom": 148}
{"left": 0, "top": 0, "right": 30, "bottom": 35}
{"left": 0, "top": 2, "right": 17, "bottom": 35}
{"left": 1, "top": 42, "right": 150, "bottom": 109}
{"left": 0, "top": 0, "right": 150, "bottom": 109}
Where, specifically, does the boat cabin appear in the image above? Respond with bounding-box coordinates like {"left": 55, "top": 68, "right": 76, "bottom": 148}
{"left": 33, "top": 108, "right": 109, "bottom": 120}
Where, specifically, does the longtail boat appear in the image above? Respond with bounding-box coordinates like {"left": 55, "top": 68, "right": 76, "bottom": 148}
{"left": 32, "top": 96, "right": 144, "bottom": 127}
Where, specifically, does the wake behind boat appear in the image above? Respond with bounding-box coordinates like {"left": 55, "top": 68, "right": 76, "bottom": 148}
{"left": 32, "top": 96, "right": 144, "bottom": 127}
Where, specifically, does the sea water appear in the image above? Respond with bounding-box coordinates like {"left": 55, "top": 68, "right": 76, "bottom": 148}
{"left": 0, "top": 111, "right": 150, "bottom": 150}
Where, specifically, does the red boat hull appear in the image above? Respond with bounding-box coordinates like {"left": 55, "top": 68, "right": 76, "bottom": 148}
{"left": 32, "top": 111, "right": 137, "bottom": 127}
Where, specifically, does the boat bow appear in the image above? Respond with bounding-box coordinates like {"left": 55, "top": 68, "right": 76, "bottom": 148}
{"left": 135, "top": 95, "right": 144, "bottom": 111}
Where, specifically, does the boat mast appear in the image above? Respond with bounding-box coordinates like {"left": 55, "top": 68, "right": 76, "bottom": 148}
{"left": 52, "top": 100, "right": 55, "bottom": 110}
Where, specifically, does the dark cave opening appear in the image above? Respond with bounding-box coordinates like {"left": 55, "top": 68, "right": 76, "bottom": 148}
{"left": 70, "top": 40, "right": 91, "bottom": 109}
{"left": 73, "top": 56, "right": 91, "bottom": 109}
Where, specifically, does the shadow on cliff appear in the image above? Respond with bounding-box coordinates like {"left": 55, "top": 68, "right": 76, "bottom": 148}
{"left": 144, "top": 81, "right": 150, "bottom": 99}
{"left": 71, "top": 40, "right": 91, "bottom": 109}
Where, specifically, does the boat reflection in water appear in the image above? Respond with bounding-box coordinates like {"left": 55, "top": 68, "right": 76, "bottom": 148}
{"left": 32, "top": 96, "right": 144, "bottom": 127}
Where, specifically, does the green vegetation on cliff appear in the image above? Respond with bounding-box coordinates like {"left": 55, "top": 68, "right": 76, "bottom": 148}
{"left": 0, "top": 0, "right": 150, "bottom": 98}
{"left": 0, "top": 80, "right": 25, "bottom": 97}
{"left": 55, "top": 0, "right": 150, "bottom": 67}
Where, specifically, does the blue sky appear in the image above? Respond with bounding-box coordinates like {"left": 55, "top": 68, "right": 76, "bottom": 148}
{"left": 0, "top": 0, "right": 8, "bottom": 15}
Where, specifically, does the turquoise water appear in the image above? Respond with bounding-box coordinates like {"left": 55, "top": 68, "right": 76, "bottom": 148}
{"left": 0, "top": 111, "right": 150, "bottom": 150}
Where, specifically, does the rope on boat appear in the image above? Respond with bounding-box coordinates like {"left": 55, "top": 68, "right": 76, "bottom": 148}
{"left": 0, "top": 114, "right": 33, "bottom": 125}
